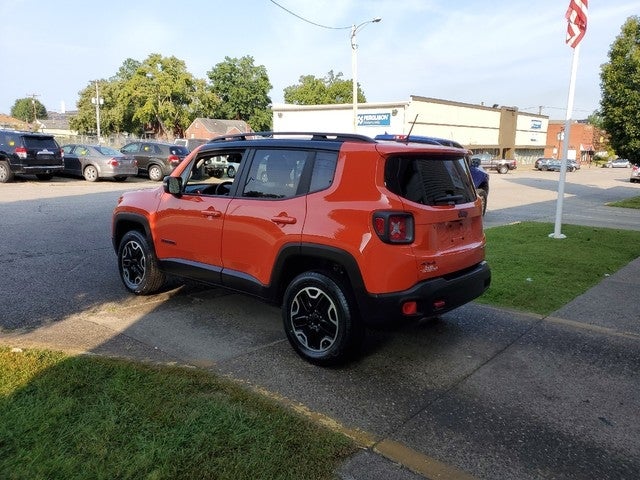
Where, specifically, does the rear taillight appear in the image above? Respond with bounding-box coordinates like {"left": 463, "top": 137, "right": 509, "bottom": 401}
{"left": 15, "top": 146, "right": 27, "bottom": 159}
{"left": 108, "top": 158, "right": 120, "bottom": 167}
{"left": 168, "top": 155, "right": 181, "bottom": 166}
{"left": 60, "top": 148, "right": 64, "bottom": 159}
{"left": 372, "top": 211, "right": 414, "bottom": 244}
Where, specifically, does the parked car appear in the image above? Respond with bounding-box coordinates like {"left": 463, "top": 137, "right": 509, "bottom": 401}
{"left": 630, "top": 164, "right": 640, "bottom": 183}
{"left": 374, "top": 134, "right": 489, "bottom": 215}
{"left": 0, "top": 129, "right": 64, "bottom": 183}
{"left": 534, "top": 157, "right": 555, "bottom": 170}
{"left": 469, "top": 152, "right": 517, "bottom": 174}
{"left": 112, "top": 131, "right": 490, "bottom": 365}
{"left": 120, "top": 141, "right": 189, "bottom": 181}
{"left": 61, "top": 144, "right": 137, "bottom": 182}
{"left": 605, "top": 158, "right": 631, "bottom": 168}
{"left": 544, "top": 159, "right": 579, "bottom": 172}
{"left": 203, "top": 152, "right": 242, "bottom": 179}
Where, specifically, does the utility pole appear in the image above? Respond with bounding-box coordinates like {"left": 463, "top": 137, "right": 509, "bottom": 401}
{"left": 91, "top": 82, "right": 103, "bottom": 142}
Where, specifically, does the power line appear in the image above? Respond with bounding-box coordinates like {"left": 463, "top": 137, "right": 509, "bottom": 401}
{"left": 268, "top": 0, "right": 351, "bottom": 30}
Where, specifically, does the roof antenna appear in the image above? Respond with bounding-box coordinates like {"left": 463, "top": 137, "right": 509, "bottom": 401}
{"left": 405, "top": 114, "right": 418, "bottom": 144}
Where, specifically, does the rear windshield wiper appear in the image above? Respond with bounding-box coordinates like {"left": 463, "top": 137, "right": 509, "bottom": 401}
{"left": 433, "top": 194, "right": 464, "bottom": 205}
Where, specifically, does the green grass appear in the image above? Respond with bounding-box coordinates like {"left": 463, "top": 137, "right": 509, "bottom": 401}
{"left": 607, "top": 195, "right": 640, "bottom": 209}
{"left": 0, "top": 349, "right": 356, "bottom": 480}
{"left": 477, "top": 222, "right": 640, "bottom": 315}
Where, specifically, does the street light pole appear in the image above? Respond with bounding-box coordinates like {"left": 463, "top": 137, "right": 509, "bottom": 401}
{"left": 351, "top": 17, "right": 381, "bottom": 133}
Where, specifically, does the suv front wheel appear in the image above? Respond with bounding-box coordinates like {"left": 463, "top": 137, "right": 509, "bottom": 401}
{"left": 282, "top": 271, "right": 363, "bottom": 366}
{"left": 117, "top": 230, "right": 166, "bottom": 294}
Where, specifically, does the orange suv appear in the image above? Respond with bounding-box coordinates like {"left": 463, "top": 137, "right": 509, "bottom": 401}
{"left": 112, "top": 132, "right": 490, "bottom": 365}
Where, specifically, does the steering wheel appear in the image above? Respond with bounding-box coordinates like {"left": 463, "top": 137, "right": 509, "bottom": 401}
{"left": 215, "top": 181, "right": 233, "bottom": 196}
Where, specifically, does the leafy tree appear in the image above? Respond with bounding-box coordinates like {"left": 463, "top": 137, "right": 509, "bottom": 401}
{"left": 123, "top": 54, "right": 202, "bottom": 137}
{"left": 283, "top": 70, "right": 366, "bottom": 105}
{"left": 207, "top": 56, "right": 272, "bottom": 131}
{"left": 600, "top": 16, "right": 640, "bottom": 162}
{"left": 71, "top": 55, "right": 206, "bottom": 137}
{"left": 10, "top": 98, "right": 48, "bottom": 123}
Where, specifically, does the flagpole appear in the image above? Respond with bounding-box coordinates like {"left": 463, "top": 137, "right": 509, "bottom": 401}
{"left": 550, "top": 42, "right": 581, "bottom": 239}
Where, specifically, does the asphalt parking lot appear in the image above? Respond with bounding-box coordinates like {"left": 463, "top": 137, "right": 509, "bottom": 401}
{"left": 1, "top": 166, "right": 639, "bottom": 479}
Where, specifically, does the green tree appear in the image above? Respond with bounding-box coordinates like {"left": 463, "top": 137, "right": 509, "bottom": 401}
{"left": 207, "top": 56, "right": 272, "bottom": 131}
{"left": 10, "top": 98, "right": 48, "bottom": 123}
{"left": 283, "top": 70, "right": 366, "bottom": 105}
{"left": 124, "top": 54, "right": 201, "bottom": 137}
{"left": 600, "top": 16, "right": 640, "bottom": 162}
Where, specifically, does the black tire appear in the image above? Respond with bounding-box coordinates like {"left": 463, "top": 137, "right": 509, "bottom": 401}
{"left": 226, "top": 165, "right": 236, "bottom": 178}
{"left": 113, "top": 176, "right": 127, "bottom": 182}
{"left": 498, "top": 165, "right": 509, "bottom": 174}
{"left": 148, "top": 164, "right": 164, "bottom": 181}
{"left": 83, "top": 165, "right": 99, "bottom": 182}
{"left": 36, "top": 173, "right": 53, "bottom": 180}
{"left": 117, "top": 230, "right": 165, "bottom": 295}
{"left": 0, "top": 161, "right": 14, "bottom": 183}
{"left": 477, "top": 188, "right": 488, "bottom": 215}
{"left": 282, "top": 271, "right": 363, "bottom": 366}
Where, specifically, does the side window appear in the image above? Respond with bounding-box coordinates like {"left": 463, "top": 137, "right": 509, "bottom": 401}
{"left": 243, "top": 149, "right": 307, "bottom": 199}
{"left": 62, "top": 145, "right": 74, "bottom": 155}
{"left": 121, "top": 143, "right": 140, "bottom": 154}
{"left": 182, "top": 149, "right": 246, "bottom": 196}
{"left": 309, "top": 151, "right": 338, "bottom": 192}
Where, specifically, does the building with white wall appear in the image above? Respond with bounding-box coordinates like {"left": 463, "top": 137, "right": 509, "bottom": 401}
{"left": 272, "top": 95, "right": 549, "bottom": 165}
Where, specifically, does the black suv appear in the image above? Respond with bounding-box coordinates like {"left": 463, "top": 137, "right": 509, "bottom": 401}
{"left": 0, "top": 129, "right": 64, "bottom": 183}
{"left": 120, "top": 141, "right": 189, "bottom": 181}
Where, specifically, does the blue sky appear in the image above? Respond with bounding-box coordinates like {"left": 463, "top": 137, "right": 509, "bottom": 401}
{"left": 0, "top": 0, "right": 638, "bottom": 120}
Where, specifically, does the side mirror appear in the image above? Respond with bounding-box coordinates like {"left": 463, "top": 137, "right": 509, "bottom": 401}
{"left": 163, "top": 176, "right": 182, "bottom": 195}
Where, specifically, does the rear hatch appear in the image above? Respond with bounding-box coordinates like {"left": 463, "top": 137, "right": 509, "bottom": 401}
{"left": 384, "top": 151, "right": 485, "bottom": 278}
{"left": 23, "top": 135, "right": 62, "bottom": 167}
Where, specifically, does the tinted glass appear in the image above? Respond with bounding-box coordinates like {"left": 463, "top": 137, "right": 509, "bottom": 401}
{"left": 243, "top": 149, "right": 308, "bottom": 199}
{"left": 385, "top": 155, "right": 476, "bottom": 206}
{"left": 309, "top": 151, "right": 337, "bottom": 192}
{"left": 23, "top": 136, "right": 58, "bottom": 150}
{"left": 170, "top": 146, "right": 189, "bottom": 156}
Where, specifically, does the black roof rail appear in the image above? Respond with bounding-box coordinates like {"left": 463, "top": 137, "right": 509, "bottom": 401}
{"left": 207, "top": 131, "right": 377, "bottom": 144}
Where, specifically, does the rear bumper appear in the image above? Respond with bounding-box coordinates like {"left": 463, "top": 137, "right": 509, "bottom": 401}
{"left": 13, "top": 165, "right": 64, "bottom": 174}
{"left": 356, "top": 261, "right": 491, "bottom": 326}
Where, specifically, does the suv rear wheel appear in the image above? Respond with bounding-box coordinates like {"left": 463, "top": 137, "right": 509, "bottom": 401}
{"left": 0, "top": 161, "right": 14, "bottom": 183}
{"left": 117, "top": 230, "right": 166, "bottom": 294}
{"left": 282, "top": 271, "right": 363, "bottom": 366}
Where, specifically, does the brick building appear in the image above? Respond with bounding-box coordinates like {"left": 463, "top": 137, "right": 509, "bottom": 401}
{"left": 544, "top": 120, "right": 602, "bottom": 164}
{"left": 184, "top": 118, "right": 252, "bottom": 141}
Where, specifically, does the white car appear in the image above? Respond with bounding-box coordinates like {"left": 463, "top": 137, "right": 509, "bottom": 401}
{"left": 606, "top": 158, "right": 631, "bottom": 168}
{"left": 630, "top": 164, "right": 640, "bottom": 183}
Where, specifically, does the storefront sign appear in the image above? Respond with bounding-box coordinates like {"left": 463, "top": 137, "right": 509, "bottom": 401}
{"left": 358, "top": 112, "right": 391, "bottom": 126}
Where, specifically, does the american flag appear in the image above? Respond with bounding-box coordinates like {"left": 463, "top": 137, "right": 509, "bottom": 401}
{"left": 566, "top": 0, "right": 588, "bottom": 48}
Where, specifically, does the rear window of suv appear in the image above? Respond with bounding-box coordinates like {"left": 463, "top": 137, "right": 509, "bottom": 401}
{"left": 385, "top": 155, "right": 476, "bottom": 206}
{"left": 23, "top": 136, "right": 58, "bottom": 150}
{"left": 170, "top": 146, "right": 189, "bottom": 156}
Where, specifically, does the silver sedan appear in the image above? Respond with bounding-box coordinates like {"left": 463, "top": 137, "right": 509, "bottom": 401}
{"left": 61, "top": 144, "right": 137, "bottom": 181}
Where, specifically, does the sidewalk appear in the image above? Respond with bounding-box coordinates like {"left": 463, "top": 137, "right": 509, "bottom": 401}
{"left": 335, "top": 256, "right": 640, "bottom": 480}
